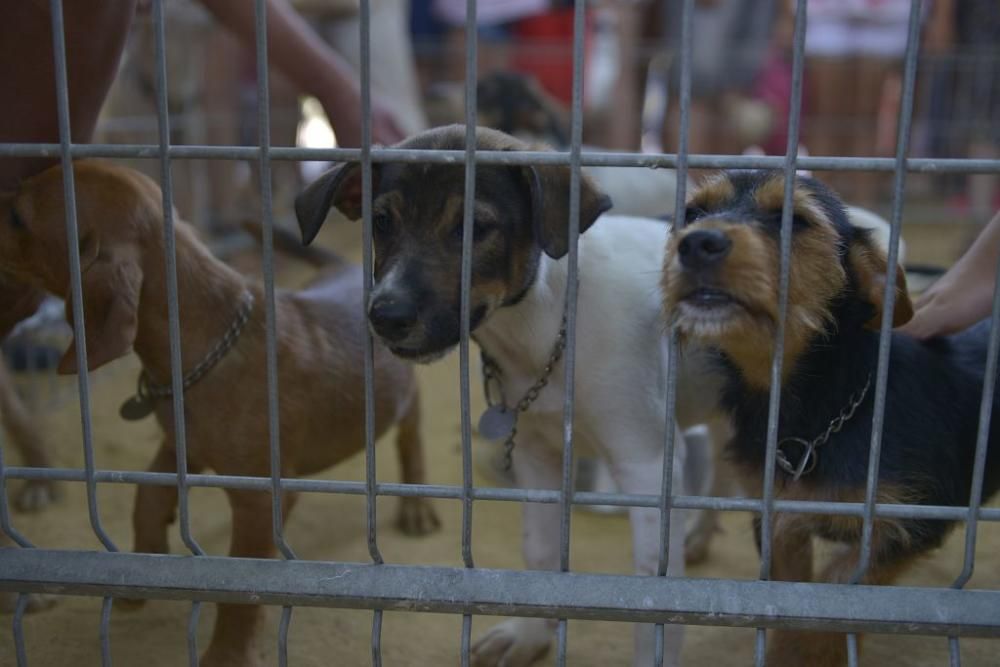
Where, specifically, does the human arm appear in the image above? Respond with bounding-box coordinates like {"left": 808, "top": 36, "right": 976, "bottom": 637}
{"left": 197, "top": 0, "right": 407, "bottom": 146}
{"left": 898, "top": 210, "right": 1000, "bottom": 339}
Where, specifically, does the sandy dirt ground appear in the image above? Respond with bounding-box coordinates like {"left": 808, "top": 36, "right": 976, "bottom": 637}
{"left": 1, "top": 222, "right": 998, "bottom": 666}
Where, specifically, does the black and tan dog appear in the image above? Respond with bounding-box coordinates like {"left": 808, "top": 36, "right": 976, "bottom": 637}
{"left": 662, "top": 169, "right": 1000, "bottom": 665}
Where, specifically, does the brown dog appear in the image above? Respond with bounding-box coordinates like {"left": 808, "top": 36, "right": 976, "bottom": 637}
{"left": 0, "top": 161, "right": 439, "bottom": 666}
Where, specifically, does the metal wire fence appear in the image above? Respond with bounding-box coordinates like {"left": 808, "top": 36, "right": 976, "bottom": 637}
{"left": 0, "top": 0, "right": 999, "bottom": 665}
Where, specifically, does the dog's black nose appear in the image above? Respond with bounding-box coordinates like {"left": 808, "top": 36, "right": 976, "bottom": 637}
{"left": 678, "top": 229, "right": 732, "bottom": 269}
{"left": 369, "top": 296, "right": 418, "bottom": 342}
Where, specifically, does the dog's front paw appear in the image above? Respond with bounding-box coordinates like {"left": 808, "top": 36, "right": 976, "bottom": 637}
{"left": 14, "top": 480, "right": 59, "bottom": 513}
{"left": 471, "top": 618, "right": 553, "bottom": 667}
{"left": 396, "top": 497, "right": 441, "bottom": 536}
{"left": 0, "top": 592, "right": 56, "bottom": 614}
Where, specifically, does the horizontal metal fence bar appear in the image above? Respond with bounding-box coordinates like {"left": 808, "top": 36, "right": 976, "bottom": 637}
{"left": 1, "top": 550, "right": 998, "bottom": 637}
{"left": 6, "top": 466, "right": 999, "bottom": 521}
{"left": 0, "top": 142, "right": 997, "bottom": 173}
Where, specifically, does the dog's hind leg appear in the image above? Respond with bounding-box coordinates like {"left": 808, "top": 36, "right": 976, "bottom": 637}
{"left": 0, "top": 357, "right": 57, "bottom": 512}
{"left": 393, "top": 389, "right": 440, "bottom": 536}
{"left": 472, "top": 442, "right": 561, "bottom": 667}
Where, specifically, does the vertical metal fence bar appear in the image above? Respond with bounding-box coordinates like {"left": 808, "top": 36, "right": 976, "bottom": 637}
{"left": 150, "top": 0, "right": 203, "bottom": 556}
{"left": 656, "top": 0, "right": 693, "bottom": 660}
{"left": 952, "top": 247, "right": 1000, "bottom": 588}
{"left": 278, "top": 605, "right": 292, "bottom": 667}
{"left": 851, "top": 0, "right": 922, "bottom": 584}
{"left": 460, "top": 614, "right": 472, "bottom": 667}
{"left": 12, "top": 593, "right": 28, "bottom": 667}
{"left": 359, "top": 0, "right": 382, "bottom": 569}
{"left": 371, "top": 608, "right": 383, "bottom": 667}
{"left": 555, "top": 0, "right": 588, "bottom": 663}
{"left": 149, "top": 20, "right": 207, "bottom": 658}
{"left": 13, "top": 594, "right": 29, "bottom": 666}
{"left": 948, "top": 637, "right": 962, "bottom": 667}
{"left": 187, "top": 601, "right": 202, "bottom": 667}
{"left": 846, "top": 633, "right": 859, "bottom": 667}
{"left": 99, "top": 596, "right": 113, "bottom": 667}
{"left": 459, "top": 0, "right": 478, "bottom": 659}
{"left": 359, "top": 0, "right": 384, "bottom": 660}
{"left": 755, "top": 0, "right": 807, "bottom": 664}
{"left": 253, "top": 0, "right": 296, "bottom": 564}
{"left": 47, "top": 0, "right": 118, "bottom": 555}
{"left": 47, "top": 2, "right": 118, "bottom": 658}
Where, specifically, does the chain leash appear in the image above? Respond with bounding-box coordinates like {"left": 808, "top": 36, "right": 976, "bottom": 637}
{"left": 776, "top": 373, "right": 873, "bottom": 481}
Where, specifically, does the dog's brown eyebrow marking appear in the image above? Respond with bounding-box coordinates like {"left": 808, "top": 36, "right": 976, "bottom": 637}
{"left": 753, "top": 176, "right": 831, "bottom": 229}
{"left": 688, "top": 174, "right": 736, "bottom": 211}
{"left": 438, "top": 194, "right": 464, "bottom": 230}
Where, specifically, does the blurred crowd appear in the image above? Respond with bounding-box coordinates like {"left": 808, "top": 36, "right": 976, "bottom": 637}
{"left": 92, "top": 0, "right": 999, "bottom": 230}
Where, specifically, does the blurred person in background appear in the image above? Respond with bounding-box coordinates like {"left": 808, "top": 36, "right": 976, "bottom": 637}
{"left": 799, "top": 0, "right": 926, "bottom": 207}
{"left": 924, "top": 0, "right": 999, "bottom": 224}
{"left": 660, "top": 0, "right": 782, "bottom": 160}
{"left": 1, "top": 0, "right": 409, "bottom": 349}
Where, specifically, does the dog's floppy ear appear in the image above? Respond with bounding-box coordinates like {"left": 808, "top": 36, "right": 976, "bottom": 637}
{"left": 58, "top": 238, "right": 144, "bottom": 375}
{"left": 848, "top": 230, "right": 913, "bottom": 330}
{"left": 294, "top": 162, "right": 372, "bottom": 245}
{"left": 523, "top": 165, "right": 613, "bottom": 259}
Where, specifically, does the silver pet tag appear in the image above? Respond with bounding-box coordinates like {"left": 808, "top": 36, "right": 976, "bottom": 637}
{"left": 120, "top": 396, "right": 155, "bottom": 421}
{"left": 478, "top": 405, "right": 516, "bottom": 441}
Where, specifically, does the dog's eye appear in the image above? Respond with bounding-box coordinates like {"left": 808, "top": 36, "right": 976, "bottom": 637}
{"left": 766, "top": 212, "right": 809, "bottom": 229}
{"left": 372, "top": 213, "right": 392, "bottom": 235}
{"left": 452, "top": 219, "right": 491, "bottom": 242}
{"left": 684, "top": 206, "right": 705, "bottom": 224}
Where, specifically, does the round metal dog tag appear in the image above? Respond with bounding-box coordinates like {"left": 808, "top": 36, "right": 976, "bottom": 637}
{"left": 478, "top": 406, "right": 516, "bottom": 441}
{"left": 119, "top": 396, "right": 155, "bottom": 421}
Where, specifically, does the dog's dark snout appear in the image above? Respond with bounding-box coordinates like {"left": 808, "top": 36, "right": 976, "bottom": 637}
{"left": 369, "top": 296, "right": 418, "bottom": 342}
{"left": 678, "top": 229, "right": 732, "bottom": 269}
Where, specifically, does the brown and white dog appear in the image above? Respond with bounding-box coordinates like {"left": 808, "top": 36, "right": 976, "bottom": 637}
{"left": 0, "top": 161, "right": 439, "bottom": 667}
{"left": 295, "top": 125, "right": 725, "bottom": 667}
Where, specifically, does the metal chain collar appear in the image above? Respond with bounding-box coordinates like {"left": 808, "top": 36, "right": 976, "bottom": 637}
{"left": 479, "top": 309, "right": 569, "bottom": 471}
{"left": 776, "top": 373, "right": 873, "bottom": 481}
{"left": 128, "top": 290, "right": 255, "bottom": 407}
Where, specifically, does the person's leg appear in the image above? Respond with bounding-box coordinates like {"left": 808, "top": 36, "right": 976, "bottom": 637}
{"left": 0, "top": 0, "right": 138, "bottom": 188}
{"left": 0, "top": 0, "right": 137, "bottom": 335}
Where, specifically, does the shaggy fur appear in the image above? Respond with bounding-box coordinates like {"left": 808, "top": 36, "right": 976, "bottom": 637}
{"left": 663, "top": 169, "right": 1000, "bottom": 666}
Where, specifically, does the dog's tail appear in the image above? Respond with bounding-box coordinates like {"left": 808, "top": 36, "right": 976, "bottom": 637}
{"left": 240, "top": 219, "right": 347, "bottom": 269}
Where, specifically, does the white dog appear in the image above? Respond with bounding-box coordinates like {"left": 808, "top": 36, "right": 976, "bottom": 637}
{"left": 295, "top": 125, "right": 723, "bottom": 666}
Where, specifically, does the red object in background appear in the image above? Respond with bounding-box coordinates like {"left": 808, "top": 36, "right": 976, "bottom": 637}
{"left": 509, "top": 7, "right": 590, "bottom": 106}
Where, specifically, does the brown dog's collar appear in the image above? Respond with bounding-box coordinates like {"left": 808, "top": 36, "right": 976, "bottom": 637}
{"left": 119, "top": 291, "right": 255, "bottom": 421}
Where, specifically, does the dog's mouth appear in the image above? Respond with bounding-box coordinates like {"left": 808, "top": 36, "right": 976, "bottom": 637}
{"left": 380, "top": 304, "right": 491, "bottom": 364}
{"left": 672, "top": 287, "right": 748, "bottom": 335}
{"left": 680, "top": 287, "right": 737, "bottom": 309}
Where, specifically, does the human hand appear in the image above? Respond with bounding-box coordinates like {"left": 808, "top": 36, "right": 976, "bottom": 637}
{"left": 320, "top": 89, "right": 407, "bottom": 147}
{"left": 898, "top": 210, "right": 1000, "bottom": 340}
{"left": 897, "top": 270, "right": 995, "bottom": 340}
